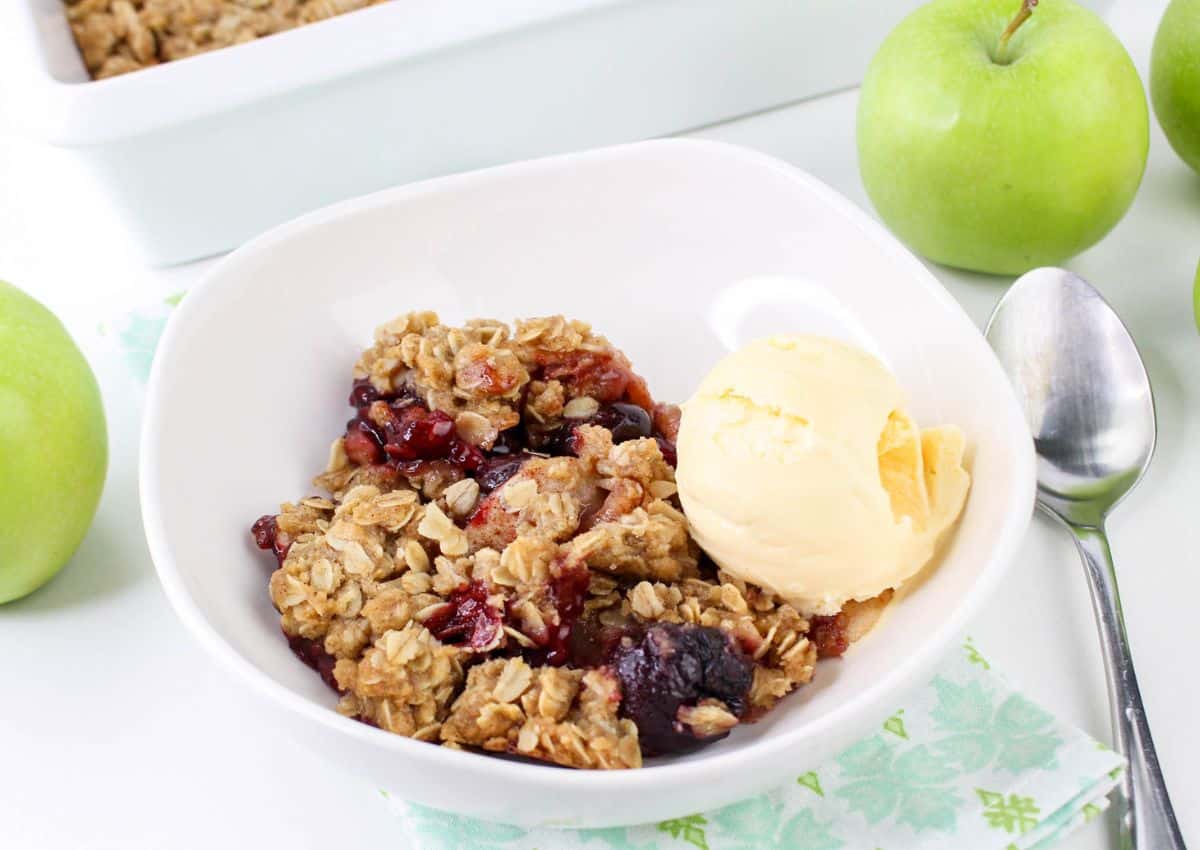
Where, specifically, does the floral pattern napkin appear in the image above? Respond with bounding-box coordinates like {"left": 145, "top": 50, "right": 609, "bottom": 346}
{"left": 383, "top": 640, "right": 1123, "bottom": 850}
{"left": 111, "top": 301, "right": 1122, "bottom": 850}
{"left": 103, "top": 290, "right": 186, "bottom": 383}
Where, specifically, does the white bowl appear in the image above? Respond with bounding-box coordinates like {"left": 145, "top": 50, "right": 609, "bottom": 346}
{"left": 140, "top": 139, "right": 1035, "bottom": 828}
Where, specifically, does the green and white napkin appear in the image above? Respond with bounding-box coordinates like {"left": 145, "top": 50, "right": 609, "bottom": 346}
{"left": 383, "top": 639, "right": 1123, "bottom": 850}
{"left": 112, "top": 299, "right": 1123, "bottom": 850}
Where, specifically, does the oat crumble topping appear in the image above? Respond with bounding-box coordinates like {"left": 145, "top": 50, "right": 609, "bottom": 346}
{"left": 64, "top": 0, "right": 391, "bottom": 79}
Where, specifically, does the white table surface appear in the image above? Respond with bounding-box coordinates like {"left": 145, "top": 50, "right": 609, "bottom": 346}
{"left": 0, "top": 1, "right": 1195, "bottom": 848}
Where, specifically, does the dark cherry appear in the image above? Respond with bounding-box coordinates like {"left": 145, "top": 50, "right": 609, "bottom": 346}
{"left": 424, "top": 581, "right": 502, "bottom": 649}
{"left": 344, "top": 418, "right": 385, "bottom": 466}
{"left": 348, "top": 378, "right": 383, "bottom": 410}
{"left": 475, "top": 453, "right": 529, "bottom": 493}
{"left": 286, "top": 631, "right": 340, "bottom": 693}
{"left": 335, "top": 400, "right": 487, "bottom": 477}
{"left": 527, "top": 402, "right": 659, "bottom": 458}
{"left": 376, "top": 403, "right": 484, "bottom": 472}
{"left": 654, "top": 436, "right": 677, "bottom": 467}
{"left": 251, "top": 514, "right": 290, "bottom": 565}
{"left": 514, "top": 559, "right": 592, "bottom": 667}
{"left": 809, "top": 613, "right": 849, "bottom": 658}
{"left": 590, "top": 402, "right": 652, "bottom": 443}
{"left": 611, "top": 622, "right": 753, "bottom": 756}
{"left": 251, "top": 514, "right": 278, "bottom": 550}
{"left": 488, "top": 429, "right": 525, "bottom": 456}
{"left": 448, "top": 439, "right": 486, "bottom": 471}
{"left": 381, "top": 405, "right": 456, "bottom": 461}
{"left": 524, "top": 423, "right": 571, "bottom": 455}
{"left": 539, "top": 562, "right": 592, "bottom": 666}
{"left": 566, "top": 616, "right": 629, "bottom": 670}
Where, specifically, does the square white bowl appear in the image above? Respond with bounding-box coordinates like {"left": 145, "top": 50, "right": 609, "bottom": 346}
{"left": 140, "top": 139, "right": 1035, "bottom": 828}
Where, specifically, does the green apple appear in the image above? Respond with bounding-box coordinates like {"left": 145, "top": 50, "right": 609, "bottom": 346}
{"left": 857, "top": 0, "right": 1148, "bottom": 275}
{"left": 0, "top": 281, "right": 107, "bottom": 603}
{"left": 1194, "top": 258, "right": 1200, "bottom": 333}
{"left": 1151, "top": 0, "right": 1200, "bottom": 173}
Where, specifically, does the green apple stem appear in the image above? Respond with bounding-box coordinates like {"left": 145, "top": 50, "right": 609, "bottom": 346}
{"left": 997, "top": 0, "right": 1038, "bottom": 63}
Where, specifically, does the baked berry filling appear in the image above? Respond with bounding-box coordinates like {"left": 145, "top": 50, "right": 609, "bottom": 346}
{"left": 532, "top": 349, "right": 646, "bottom": 406}
{"left": 611, "top": 623, "right": 753, "bottom": 756}
{"left": 474, "top": 453, "right": 530, "bottom": 493}
{"left": 526, "top": 402, "right": 665, "bottom": 458}
{"left": 424, "top": 581, "right": 503, "bottom": 650}
{"left": 286, "top": 632, "right": 340, "bottom": 693}
{"left": 251, "top": 514, "right": 289, "bottom": 565}
{"left": 524, "top": 561, "right": 592, "bottom": 667}
{"left": 348, "top": 377, "right": 384, "bottom": 410}
{"left": 810, "top": 613, "right": 850, "bottom": 658}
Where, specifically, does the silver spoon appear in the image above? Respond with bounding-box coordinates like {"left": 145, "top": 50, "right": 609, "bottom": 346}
{"left": 985, "top": 268, "right": 1185, "bottom": 850}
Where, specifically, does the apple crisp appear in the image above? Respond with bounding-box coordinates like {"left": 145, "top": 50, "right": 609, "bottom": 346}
{"left": 251, "top": 312, "right": 882, "bottom": 769}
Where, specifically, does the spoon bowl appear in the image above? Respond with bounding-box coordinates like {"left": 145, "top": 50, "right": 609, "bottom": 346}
{"left": 986, "top": 267, "right": 1156, "bottom": 527}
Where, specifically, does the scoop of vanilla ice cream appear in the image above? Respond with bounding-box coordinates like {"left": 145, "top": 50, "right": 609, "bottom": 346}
{"left": 675, "top": 335, "right": 970, "bottom": 615}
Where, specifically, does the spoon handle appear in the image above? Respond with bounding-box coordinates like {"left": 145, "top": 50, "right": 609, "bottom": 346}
{"left": 1070, "top": 525, "right": 1187, "bottom": 850}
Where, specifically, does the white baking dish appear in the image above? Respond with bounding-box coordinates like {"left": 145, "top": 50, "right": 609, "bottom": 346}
{"left": 1, "top": 0, "right": 934, "bottom": 265}
{"left": 0, "top": 0, "right": 1114, "bottom": 266}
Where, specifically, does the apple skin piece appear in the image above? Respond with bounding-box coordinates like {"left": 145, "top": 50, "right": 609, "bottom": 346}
{"left": 857, "top": 0, "right": 1148, "bottom": 275}
{"left": 1152, "top": 0, "right": 1200, "bottom": 174}
{"left": 0, "top": 281, "right": 107, "bottom": 603}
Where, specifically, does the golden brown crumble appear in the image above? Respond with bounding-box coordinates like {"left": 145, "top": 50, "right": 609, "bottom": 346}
{"left": 335, "top": 624, "right": 465, "bottom": 739}
{"left": 441, "top": 658, "right": 641, "bottom": 769}
{"left": 569, "top": 500, "right": 698, "bottom": 583}
{"left": 356, "top": 314, "right": 528, "bottom": 445}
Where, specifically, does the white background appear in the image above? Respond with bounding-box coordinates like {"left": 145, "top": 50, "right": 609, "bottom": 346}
{"left": 0, "top": 1, "right": 1195, "bottom": 848}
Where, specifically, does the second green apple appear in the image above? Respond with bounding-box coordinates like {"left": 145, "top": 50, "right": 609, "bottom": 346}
{"left": 1151, "top": 0, "right": 1200, "bottom": 174}
{"left": 1194, "top": 259, "right": 1200, "bottom": 332}
{"left": 857, "top": 0, "right": 1148, "bottom": 275}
